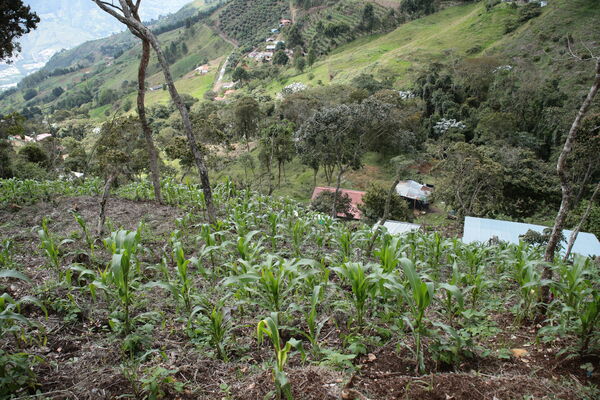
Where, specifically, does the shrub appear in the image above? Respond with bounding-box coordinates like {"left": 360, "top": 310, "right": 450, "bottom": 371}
{"left": 359, "top": 184, "right": 413, "bottom": 223}
{"left": 311, "top": 190, "right": 353, "bottom": 218}
{"left": 518, "top": 3, "right": 542, "bottom": 23}
{"left": 19, "top": 143, "right": 48, "bottom": 167}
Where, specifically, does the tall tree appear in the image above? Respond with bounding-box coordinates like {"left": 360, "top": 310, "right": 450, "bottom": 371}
{"left": 542, "top": 56, "right": 600, "bottom": 305}
{"left": 234, "top": 97, "right": 260, "bottom": 151}
{"left": 0, "top": 0, "right": 39, "bottom": 61}
{"left": 91, "top": 0, "right": 216, "bottom": 223}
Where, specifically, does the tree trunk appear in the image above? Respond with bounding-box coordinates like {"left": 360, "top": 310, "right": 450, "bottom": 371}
{"left": 545, "top": 59, "right": 600, "bottom": 263}
{"left": 146, "top": 33, "right": 216, "bottom": 224}
{"left": 91, "top": 0, "right": 217, "bottom": 225}
{"left": 97, "top": 173, "right": 116, "bottom": 236}
{"left": 137, "top": 38, "right": 163, "bottom": 204}
{"left": 331, "top": 167, "right": 345, "bottom": 218}
{"left": 542, "top": 58, "right": 600, "bottom": 304}
{"left": 563, "top": 181, "right": 600, "bottom": 261}
{"left": 367, "top": 176, "right": 401, "bottom": 255}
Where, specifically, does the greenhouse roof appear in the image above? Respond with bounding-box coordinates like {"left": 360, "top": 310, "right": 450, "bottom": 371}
{"left": 463, "top": 216, "right": 600, "bottom": 257}
{"left": 383, "top": 220, "right": 421, "bottom": 235}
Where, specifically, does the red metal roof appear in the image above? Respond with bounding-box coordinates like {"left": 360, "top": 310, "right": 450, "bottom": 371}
{"left": 311, "top": 187, "right": 366, "bottom": 220}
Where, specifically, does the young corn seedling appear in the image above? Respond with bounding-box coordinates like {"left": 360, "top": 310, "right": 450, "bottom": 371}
{"left": 331, "top": 262, "right": 377, "bottom": 326}
{"left": 37, "top": 217, "right": 72, "bottom": 280}
{"left": 438, "top": 263, "right": 465, "bottom": 325}
{"left": 304, "top": 285, "right": 328, "bottom": 356}
{"left": 257, "top": 313, "right": 300, "bottom": 400}
{"left": 190, "top": 299, "right": 232, "bottom": 361}
{"left": 71, "top": 211, "right": 94, "bottom": 255}
{"left": 0, "top": 239, "right": 15, "bottom": 268}
{"left": 400, "top": 258, "right": 434, "bottom": 374}
{"left": 236, "top": 230, "right": 264, "bottom": 263}
{"left": 172, "top": 241, "right": 193, "bottom": 312}
{"left": 578, "top": 290, "right": 600, "bottom": 355}
{"left": 105, "top": 228, "right": 141, "bottom": 334}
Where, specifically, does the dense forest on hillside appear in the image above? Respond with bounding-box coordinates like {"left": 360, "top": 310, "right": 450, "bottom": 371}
{"left": 1, "top": 0, "right": 600, "bottom": 399}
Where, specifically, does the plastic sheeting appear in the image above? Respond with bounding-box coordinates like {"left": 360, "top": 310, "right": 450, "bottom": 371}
{"left": 383, "top": 220, "right": 422, "bottom": 235}
{"left": 463, "top": 216, "right": 600, "bottom": 257}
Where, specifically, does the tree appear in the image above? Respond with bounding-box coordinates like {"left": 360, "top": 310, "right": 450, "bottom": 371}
{"left": 232, "top": 66, "right": 250, "bottom": 82}
{"left": 307, "top": 46, "right": 317, "bottom": 66}
{"left": 273, "top": 50, "right": 289, "bottom": 66}
{"left": 359, "top": 183, "right": 413, "bottom": 223}
{"left": 294, "top": 56, "right": 306, "bottom": 73}
{"left": 311, "top": 190, "right": 354, "bottom": 218}
{"left": 52, "top": 87, "right": 65, "bottom": 98}
{"left": 258, "top": 119, "right": 295, "bottom": 188}
{"left": 0, "top": 113, "right": 25, "bottom": 178}
{"left": 361, "top": 4, "right": 377, "bottom": 32}
{"left": 233, "top": 97, "right": 260, "bottom": 151}
{"left": 92, "top": 0, "right": 215, "bottom": 223}
{"left": 285, "top": 24, "right": 304, "bottom": 48}
{"left": 544, "top": 57, "right": 600, "bottom": 269}
{"left": 23, "top": 88, "right": 37, "bottom": 101}
{"left": 295, "top": 104, "right": 367, "bottom": 217}
{"left": 0, "top": 0, "right": 39, "bottom": 61}
{"left": 436, "top": 142, "right": 503, "bottom": 218}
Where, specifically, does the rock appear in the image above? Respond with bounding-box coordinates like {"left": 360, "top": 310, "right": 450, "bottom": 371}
{"left": 367, "top": 353, "right": 376, "bottom": 362}
{"left": 510, "top": 348, "right": 529, "bottom": 358}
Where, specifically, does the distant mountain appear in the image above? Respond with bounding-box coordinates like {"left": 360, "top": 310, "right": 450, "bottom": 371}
{"left": 0, "top": 0, "right": 192, "bottom": 89}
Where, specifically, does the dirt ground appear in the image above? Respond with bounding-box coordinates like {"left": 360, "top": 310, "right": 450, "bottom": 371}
{"left": 1, "top": 197, "right": 598, "bottom": 399}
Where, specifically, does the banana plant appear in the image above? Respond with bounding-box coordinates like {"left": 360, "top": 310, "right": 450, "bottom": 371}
{"left": 399, "top": 258, "right": 434, "bottom": 374}
{"left": 257, "top": 313, "right": 300, "bottom": 400}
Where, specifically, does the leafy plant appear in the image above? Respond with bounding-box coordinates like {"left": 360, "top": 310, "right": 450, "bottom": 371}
{"left": 37, "top": 217, "right": 72, "bottom": 279}
{"left": 331, "top": 262, "right": 377, "bottom": 326}
{"left": 400, "top": 258, "right": 434, "bottom": 374}
{"left": 257, "top": 313, "right": 300, "bottom": 400}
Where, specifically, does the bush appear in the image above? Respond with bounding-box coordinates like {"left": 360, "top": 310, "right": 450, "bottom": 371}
{"left": 358, "top": 184, "right": 413, "bottom": 223}
{"left": 22, "top": 88, "right": 38, "bottom": 101}
{"left": 311, "top": 190, "right": 354, "bottom": 218}
{"left": 518, "top": 3, "right": 542, "bottom": 23}
{"left": 18, "top": 144, "right": 49, "bottom": 167}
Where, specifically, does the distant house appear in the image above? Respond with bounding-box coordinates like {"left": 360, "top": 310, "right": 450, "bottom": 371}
{"left": 395, "top": 180, "right": 433, "bottom": 209}
{"left": 248, "top": 51, "right": 273, "bottom": 61}
{"left": 222, "top": 82, "right": 235, "bottom": 89}
{"left": 266, "top": 37, "right": 275, "bottom": 42}
{"left": 149, "top": 85, "right": 163, "bottom": 91}
{"left": 266, "top": 45, "right": 277, "bottom": 51}
{"left": 35, "top": 133, "right": 52, "bottom": 142}
{"left": 271, "top": 28, "right": 279, "bottom": 33}
{"left": 195, "top": 65, "right": 210, "bottom": 75}
{"left": 311, "top": 186, "right": 366, "bottom": 220}
{"left": 463, "top": 216, "right": 600, "bottom": 258}
{"left": 280, "top": 19, "right": 292, "bottom": 26}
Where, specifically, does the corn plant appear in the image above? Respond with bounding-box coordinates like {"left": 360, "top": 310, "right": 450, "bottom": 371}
{"left": 513, "top": 259, "right": 547, "bottom": 324}
{"left": 577, "top": 291, "right": 600, "bottom": 354}
{"left": 438, "top": 264, "right": 465, "bottom": 324}
{"left": 236, "top": 230, "right": 264, "bottom": 263}
{"left": 37, "top": 217, "right": 72, "bottom": 279}
{"left": 303, "top": 285, "right": 328, "bottom": 355}
{"left": 375, "top": 235, "right": 407, "bottom": 273}
{"left": 1, "top": 270, "right": 47, "bottom": 346}
{"left": 71, "top": 211, "right": 94, "bottom": 255}
{"left": 172, "top": 241, "right": 193, "bottom": 312}
{"left": 190, "top": 299, "right": 232, "bottom": 361}
{"left": 555, "top": 255, "right": 593, "bottom": 311}
{"left": 104, "top": 228, "right": 141, "bottom": 334}
{"left": 290, "top": 219, "right": 308, "bottom": 257}
{"left": 257, "top": 313, "right": 300, "bottom": 400}
{"left": 331, "top": 262, "right": 378, "bottom": 326}
{"left": 0, "top": 239, "right": 15, "bottom": 268}
{"left": 334, "top": 229, "right": 353, "bottom": 262}
{"left": 399, "top": 258, "right": 434, "bottom": 374}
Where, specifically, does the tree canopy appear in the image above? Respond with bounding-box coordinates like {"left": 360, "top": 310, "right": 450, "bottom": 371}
{"left": 0, "top": 0, "right": 40, "bottom": 61}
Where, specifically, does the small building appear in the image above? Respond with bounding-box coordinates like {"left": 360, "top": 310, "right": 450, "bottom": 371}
{"left": 222, "top": 82, "right": 235, "bottom": 89}
{"left": 271, "top": 28, "right": 279, "bottom": 33}
{"left": 462, "top": 216, "right": 600, "bottom": 258}
{"left": 311, "top": 186, "right": 366, "bottom": 220}
{"left": 395, "top": 180, "right": 433, "bottom": 209}
{"left": 149, "top": 85, "right": 163, "bottom": 91}
{"left": 195, "top": 65, "right": 210, "bottom": 75}
{"left": 280, "top": 19, "right": 292, "bottom": 26}
{"left": 382, "top": 220, "right": 421, "bottom": 235}
{"left": 266, "top": 45, "right": 277, "bottom": 51}
{"left": 266, "top": 37, "right": 275, "bottom": 42}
